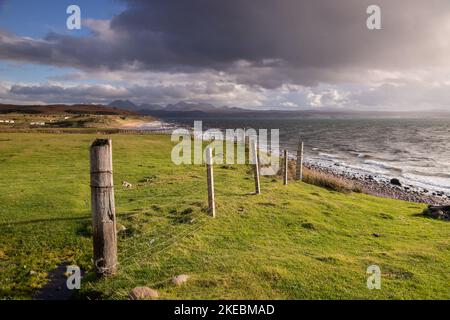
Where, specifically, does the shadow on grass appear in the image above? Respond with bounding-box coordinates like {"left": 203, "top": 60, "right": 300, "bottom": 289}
{"left": 34, "top": 263, "right": 76, "bottom": 300}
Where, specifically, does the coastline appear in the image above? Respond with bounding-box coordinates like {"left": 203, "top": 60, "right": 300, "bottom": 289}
{"left": 305, "top": 162, "right": 450, "bottom": 205}
{"left": 119, "top": 118, "right": 450, "bottom": 205}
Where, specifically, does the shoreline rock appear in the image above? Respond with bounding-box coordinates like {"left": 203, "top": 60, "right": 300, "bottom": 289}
{"left": 423, "top": 205, "right": 450, "bottom": 220}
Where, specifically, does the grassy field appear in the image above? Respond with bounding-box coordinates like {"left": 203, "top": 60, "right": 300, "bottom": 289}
{"left": 0, "top": 132, "right": 449, "bottom": 300}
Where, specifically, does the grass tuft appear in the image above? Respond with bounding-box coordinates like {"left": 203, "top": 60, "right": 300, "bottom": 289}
{"left": 278, "top": 159, "right": 362, "bottom": 193}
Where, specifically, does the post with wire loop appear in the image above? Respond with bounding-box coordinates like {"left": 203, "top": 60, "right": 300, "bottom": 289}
{"left": 205, "top": 147, "right": 216, "bottom": 218}
{"left": 90, "top": 139, "right": 117, "bottom": 276}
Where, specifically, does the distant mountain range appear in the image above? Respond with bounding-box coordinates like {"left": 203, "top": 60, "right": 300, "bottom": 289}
{"left": 108, "top": 99, "right": 450, "bottom": 119}
{"left": 108, "top": 100, "right": 245, "bottom": 113}
{"left": 3, "top": 100, "right": 449, "bottom": 119}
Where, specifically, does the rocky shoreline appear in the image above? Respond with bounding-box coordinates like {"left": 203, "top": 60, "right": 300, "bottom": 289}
{"left": 305, "top": 162, "right": 450, "bottom": 205}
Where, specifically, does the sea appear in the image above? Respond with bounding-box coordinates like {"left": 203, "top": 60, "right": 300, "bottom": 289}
{"left": 141, "top": 116, "right": 450, "bottom": 194}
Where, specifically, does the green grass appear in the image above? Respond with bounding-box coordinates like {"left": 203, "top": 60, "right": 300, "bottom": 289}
{"left": 0, "top": 133, "right": 449, "bottom": 300}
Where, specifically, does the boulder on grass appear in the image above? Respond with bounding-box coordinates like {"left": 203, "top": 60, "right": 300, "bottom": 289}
{"left": 423, "top": 205, "right": 450, "bottom": 221}
{"left": 129, "top": 287, "right": 159, "bottom": 300}
{"left": 172, "top": 274, "right": 189, "bottom": 286}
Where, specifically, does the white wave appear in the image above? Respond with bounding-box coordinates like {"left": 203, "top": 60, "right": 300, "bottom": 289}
{"left": 135, "top": 121, "right": 177, "bottom": 130}
{"left": 318, "top": 152, "right": 341, "bottom": 159}
{"left": 363, "top": 159, "right": 403, "bottom": 172}
{"left": 401, "top": 172, "right": 450, "bottom": 192}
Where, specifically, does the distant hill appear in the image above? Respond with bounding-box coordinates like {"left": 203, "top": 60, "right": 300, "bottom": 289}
{"left": 108, "top": 100, "right": 165, "bottom": 112}
{"left": 109, "top": 100, "right": 247, "bottom": 114}
{"left": 109, "top": 100, "right": 165, "bottom": 112}
{"left": 108, "top": 100, "right": 140, "bottom": 111}
{"left": 0, "top": 103, "right": 137, "bottom": 115}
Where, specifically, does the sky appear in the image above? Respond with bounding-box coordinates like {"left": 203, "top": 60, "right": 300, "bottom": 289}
{"left": 0, "top": 0, "right": 450, "bottom": 111}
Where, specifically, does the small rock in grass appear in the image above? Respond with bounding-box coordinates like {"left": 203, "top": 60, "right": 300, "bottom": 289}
{"left": 172, "top": 274, "right": 189, "bottom": 286}
{"left": 372, "top": 233, "right": 382, "bottom": 237}
{"left": 129, "top": 287, "right": 159, "bottom": 300}
{"left": 122, "top": 181, "right": 133, "bottom": 188}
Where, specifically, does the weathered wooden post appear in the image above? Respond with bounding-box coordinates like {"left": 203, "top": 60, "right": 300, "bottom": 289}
{"left": 295, "top": 141, "right": 304, "bottom": 181}
{"left": 251, "top": 140, "right": 261, "bottom": 195}
{"left": 206, "top": 147, "right": 216, "bottom": 218}
{"left": 90, "top": 139, "right": 117, "bottom": 276}
{"left": 283, "top": 149, "right": 288, "bottom": 185}
{"left": 244, "top": 136, "right": 249, "bottom": 149}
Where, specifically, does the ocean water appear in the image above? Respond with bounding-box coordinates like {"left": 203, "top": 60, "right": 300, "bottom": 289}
{"left": 162, "top": 117, "right": 450, "bottom": 193}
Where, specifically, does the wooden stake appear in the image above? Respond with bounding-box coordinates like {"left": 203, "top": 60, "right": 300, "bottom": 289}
{"left": 295, "top": 141, "right": 304, "bottom": 181}
{"left": 283, "top": 149, "right": 288, "bottom": 185}
{"left": 90, "top": 139, "right": 117, "bottom": 276}
{"left": 251, "top": 140, "right": 261, "bottom": 195}
{"left": 206, "top": 147, "right": 216, "bottom": 218}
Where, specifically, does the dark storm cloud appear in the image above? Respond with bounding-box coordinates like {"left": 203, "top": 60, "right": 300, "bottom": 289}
{"left": 0, "top": 0, "right": 449, "bottom": 88}
{"left": 88, "top": 0, "right": 450, "bottom": 72}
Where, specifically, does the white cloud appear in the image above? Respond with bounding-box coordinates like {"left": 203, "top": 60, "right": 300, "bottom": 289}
{"left": 302, "top": 87, "right": 348, "bottom": 108}
{"left": 350, "top": 80, "right": 450, "bottom": 110}
{"left": 83, "top": 19, "right": 116, "bottom": 41}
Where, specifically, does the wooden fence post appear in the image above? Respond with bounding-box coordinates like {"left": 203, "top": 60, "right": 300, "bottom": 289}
{"left": 206, "top": 147, "right": 216, "bottom": 218}
{"left": 295, "top": 141, "right": 304, "bottom": 181}
{"left": 90, "top": 139, "right": 117, "bottom": 276}
{"left": 251, "top": 140, "right": 261, "bottom": 195}
{"left": 283, "top": 149, "right": 288, "bottom": 185}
